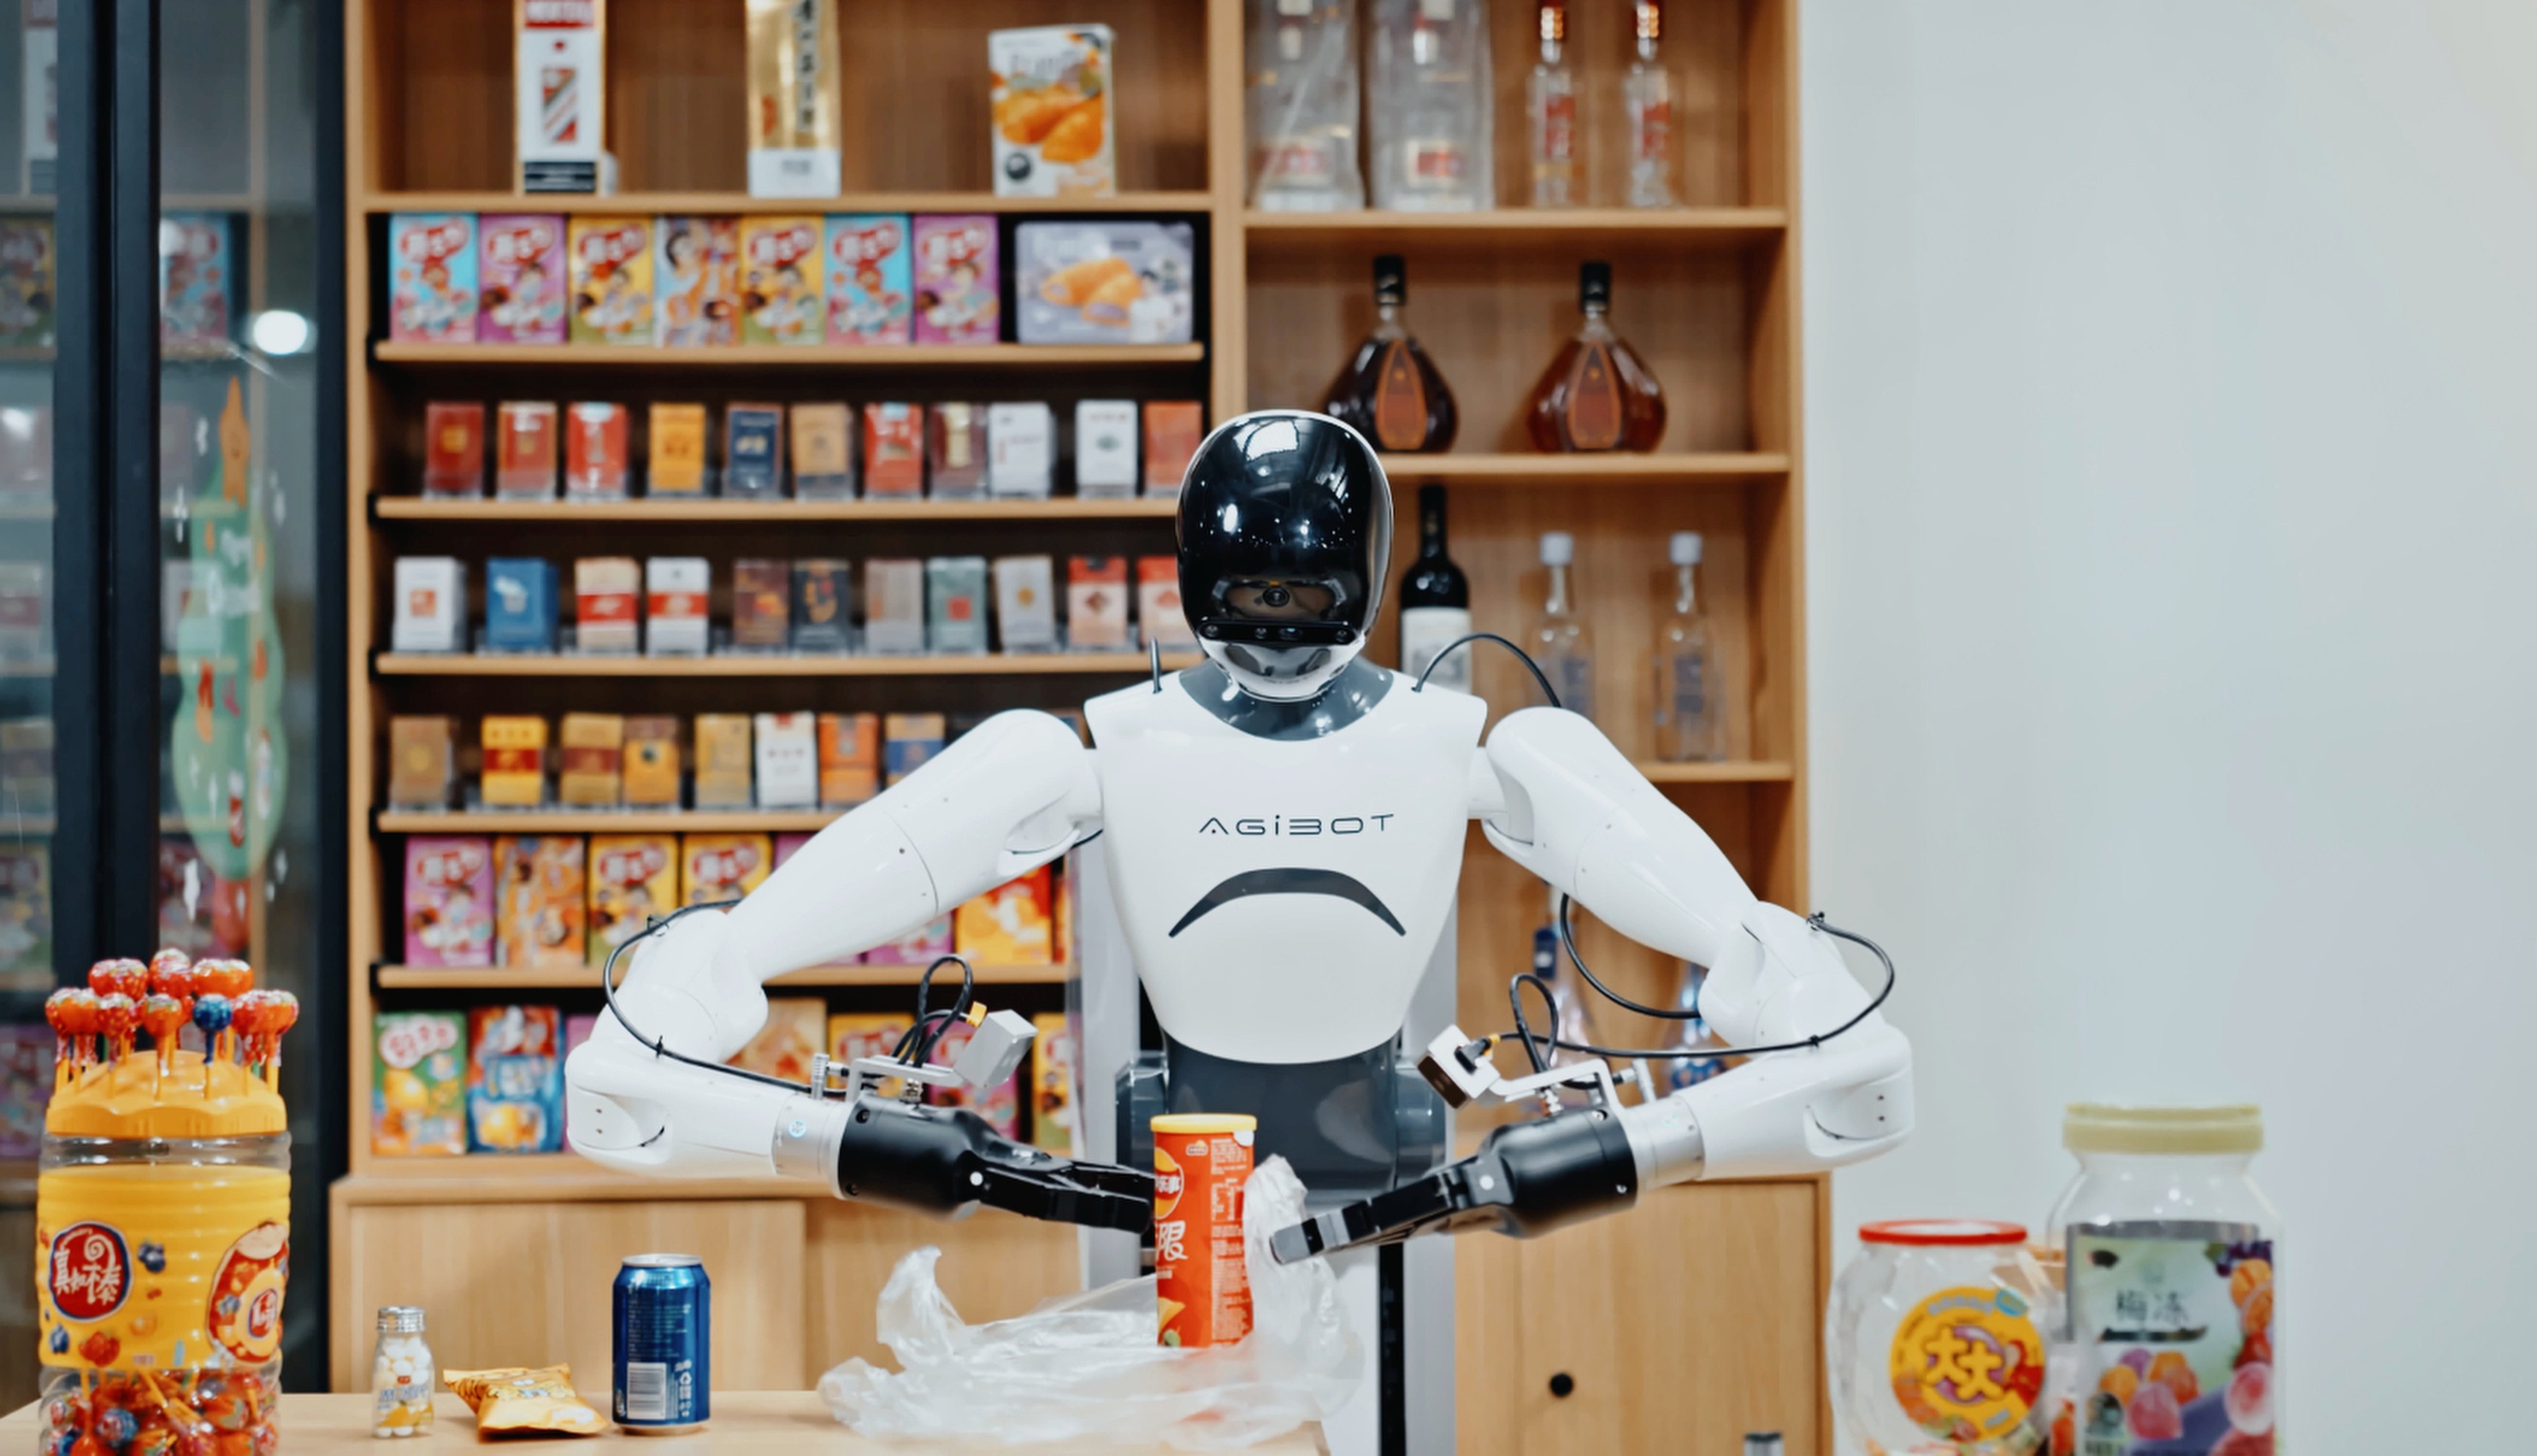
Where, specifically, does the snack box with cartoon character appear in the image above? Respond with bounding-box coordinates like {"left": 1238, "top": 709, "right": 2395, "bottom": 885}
{"left": 568, "top": 216, "right": 655, "bottom": 346}
{"left": 495, "top": 834, "right": 587, "bottom": 969}
{"left": 373, "top": 1009, "right": 468, "bottom": 1156}
{"left": 827, "top": 1013, "right": 914, "bottom": 1098}
{"left": 478, "top": 212, "right": 568, "bottom": 344}
{"left": 1015, "top": 220, "right": 1193, "bottom": 345}
{"left": 681, "top": 832, "right": 772, "bottom": 905}
{"left": 824, "top": 214, "right": 911, "bottom": 345}
{"left": 404, "top": 835, "right": 494, "bottom": 967}
{"left": 159, "top": 212, "right": 234, "bottom": 346}
{"left": 740, "top": 216, "right": 824, "bottom": 346}
{"left": 657, "top": 214, "right": 740, "bottom": 347}
{"left": 0, "top": 218, "right": 54, "bottom": 349}
{"left": 953, "top": 865, "right": 1054, "bottom": 966}
{"left": 911, "top": 215, "right": 998, "bottom": 345}
{"left": 927, "top": 1020, "right": 1022, "bottom": 1138}
{"left": 587, "top": 832, "right": 678, "bottom": 967}
{"left": 389, "top": 213, "right": 478, "bottom": 342}
{"left": 466, "top": 1004, "right": 565, "bottom": 1153}
{"left": 728, "top": 996, "right": 823, "bottom": 1081}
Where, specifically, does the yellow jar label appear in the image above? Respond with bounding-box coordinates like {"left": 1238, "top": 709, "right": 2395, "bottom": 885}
{"left": 35, "top": 1163, "right": 289, "bottom": 1370}
{"left": 1887, "top": 1283, "right": 2046, "bottom": 1447}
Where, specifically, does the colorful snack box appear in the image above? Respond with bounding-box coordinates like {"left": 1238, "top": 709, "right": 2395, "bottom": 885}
{"left": 657, "top": 215, "right": 740, "bottom": 347}
{"left": 739, "top": 216, "right": 824, "bottom": 346}
{"left": 790, "top": 403, "right": 854, "bottom": 499}
{"left": 1075, "top": 399, "right": 1140, "bottom": 495}
{"left": 884, "top": 712, "right": 945, "bottom": 786}
{"left": 1153, "top": 1113, "right": 1255, "bottom": 1347}
{"left": 557, "top": 710, "right": 626, "bottom": 804}
{"left": 954, "top": 865, "right": 1054, "bottom": 967}
{"left": 496, "top": 835, "right": 588, "bottom": 969}
{"left": 647, "top": 402, "right": 709, "bottom": 495}
{"left": 1029, "top": 1011, "right": 1078, "bottom": 1154}
{"left": 1143, "top": 401, "right": 1203, "bottom": 495}
{"left": 516, "top": 0, "right": 607, "bottom": 193}
{"left": 731, "top": 558, "right": 792, "bottom": 651}
{"left": 0, "top": 1026, "right": 47, "bottom": 1151}
{"left": 496, "top": 400, "right": 560, "bottom": 500}
{"left": 486, "top": 557, "right": 560, "bottom": 652}
{"left": 1016, "top": 220, "right": 1194, "bottom": 344}
{"left": 588, "top": 834, "right": 678, "bottom": 967}
{"left": 373, "top": 1011, "right": 468, "bottom": 1157}
{"left": 1138, "top": 556, "right": 1195, "bottom": 649}
{"left": 563, "top": 400, "right": 629, "bottom": 501}
{"left": 992, "top": 555, "right": 1057, "bottom": 652}
{"left": 827, "top": 1013, "right": 914, "bottom": 1096}
{"left": 387, "top": 715, "right": 456, "bottom": 808}
{"left": 0, "top": 219, "right": 56, "bottom": 350}
{"left": 466, "top": 1005, "right": 565, "bottom": 1154}
{"left": 987, "top": 401, "right": 1053, "bottom": 498}
{"left": 862, "top": 403, "right": 924, "bottom": 498}
{"left": 927, "top": 403, "right": 987, "bottom": 499}
{"left": 622, "top": 715, "right": 682, "bottom": 805}
{"left": 404, "top": 835, "right": 495, "bottom": 967}
{"left": 792, "top": 559, "right": 851, "bottom": 653}
{"left": 989, "top": 25, "right": 1117, "bottom": 198}
{"left": 824, "top": 213, "right": 911, "bottom": 344}
{"left": 863, "top": 558, "right": 925, "bottom": 654}
{"left": 725, "top": 402, "right": 785, "bottom": 500}
{"left": 159, "top": 212, "right": 233, "bottom": 346}
{"left": 926, "top": 1020, "right": 1022, "bottom": 1136}
{"left": 1067, "top": 556, "right": 1129, "bottom": 650}
{"left": 754, "top": 712, "right": 818, "bottom": 808}
{"left": 693, "top": 715, "right": 754, "bottom": 808}
{"left": 926, "top": 555, "right": 990, "bottom": 655}
{"left": 422, "top": 401, "right": 486, "bottom": 497}
{"left": 390, "top": 214, "right": 477, "bottom": 342}
{"left": 773, "top": 832, "right": 813, "bottom": 871}
{"left": 644, "top": 556, "right": 710, "bottom": 656}
{"left": 912, "top": 214, "right": 999, "bottom": 344}
{"left": 567, "top": 216, "right": 653, "bottom": 345}
{"left": 390, "top": 556, "right": 465, "bottom": 653}
{"left": 817, "top": 712, "right": 880, "bottom": 807}
{"left": 481, "top": 715, "right": 549, "bottom": 806}
{"left": 728, "top": 996, "right": 824, "bottom": 1080}
{"left": 862, "top": 913, "right": 953, "bottom": 967}
{"left": 746, "top": 0, "right": 842, "bottom": 194}
{"left": 574, "top": 555, "right": 640, "bottom": 654}
{"left": 477, "top": 212, "right": 568, "bottom": 344}
{"left": 682, "top": 832, "right": 773, "bottom": 905}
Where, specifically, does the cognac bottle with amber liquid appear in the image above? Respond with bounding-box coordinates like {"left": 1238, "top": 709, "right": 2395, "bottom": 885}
{"left": 1325, "top": 253, "right": 1457, "bottom": 453}
{"left": 1526, "top": 261, "right": 1667, "bottom": 451}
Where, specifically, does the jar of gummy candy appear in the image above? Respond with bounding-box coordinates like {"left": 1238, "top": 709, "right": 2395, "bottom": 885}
{"left": 35, "top": 953, "right": 298, "bottom": 1456}
{"left": 2046, "top": 1104, "right": 2277, "bottom": 1456}
{"left": 1828, "top": 1219, "right": 2051, "bottom": 1456}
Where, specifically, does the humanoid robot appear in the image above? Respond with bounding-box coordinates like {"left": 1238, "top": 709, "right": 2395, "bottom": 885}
{"left": 564, "top": 409, "right": 1915, "bottom": 1406}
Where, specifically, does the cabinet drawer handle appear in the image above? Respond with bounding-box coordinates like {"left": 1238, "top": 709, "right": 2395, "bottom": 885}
{"left": 1548, "top": 1372, "right": 1575, "bottom": 1398}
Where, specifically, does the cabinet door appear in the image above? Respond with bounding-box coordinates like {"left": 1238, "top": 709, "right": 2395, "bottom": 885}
{"left": 803, "top": 1200, "right": 1080, "bottom": 1371}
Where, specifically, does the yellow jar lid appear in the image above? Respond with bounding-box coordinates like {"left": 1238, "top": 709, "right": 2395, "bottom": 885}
{"left": 2063, "top": 1102, "right": 2261, "bottom": 1155}
{"left": 1151, "top": 1114, "right": 1257, "bottom": 1135}
{"left": 46, "top": 1049, "right": 289, "bottom": 1138}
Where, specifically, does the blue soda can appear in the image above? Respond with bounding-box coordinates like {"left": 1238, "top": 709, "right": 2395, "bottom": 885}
{"left": 613, "top": 1253, "right": 710, "bottom": 1432}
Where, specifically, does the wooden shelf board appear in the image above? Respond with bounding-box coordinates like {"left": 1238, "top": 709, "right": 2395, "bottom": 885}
{"left": 1245, "top": 206, "right": 1789, "bottom": 246}
{"left": 378, "top": 808, "right": 838, "bottom": 833}
{"left": 334, "top": 1154, "right": 811, "bottom": 1205}
{"left": 1376, "top": 452, "right": 1791, "bottom": 482}
{"left": 375, "top": 496, "right": 1178, "bottom": 523}
{"left": 361, "top": 190, "right": 1216, "bottom": 217}
{"left": 375, "top": 651, "right": 1195, "bottom": 678}
{"left": 373, "top": 962, "right": 1070, "bottom": 990}
{"left": 372, "top": 341, "right": 1205, "bottom": 368}
{"left": 1635, "top": 759, "right": 1797, "bottom": 784}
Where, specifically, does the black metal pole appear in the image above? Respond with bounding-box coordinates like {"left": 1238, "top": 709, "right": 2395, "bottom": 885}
{"left": 102, "top": 0, "right": 160, "bottom": 948}
{"left": 1379, "top": 1239, "right": 1407, "bottom": 1456}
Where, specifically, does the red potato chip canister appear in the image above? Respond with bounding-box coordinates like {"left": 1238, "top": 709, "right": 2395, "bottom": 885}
{"left": 1152, "top": 1112, "right": 1256, "bottom": 1348}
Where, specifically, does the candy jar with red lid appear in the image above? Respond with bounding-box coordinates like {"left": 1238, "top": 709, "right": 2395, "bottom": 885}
{"left": 1827, "top": 1219, "right": 2052, "bottom": 1456}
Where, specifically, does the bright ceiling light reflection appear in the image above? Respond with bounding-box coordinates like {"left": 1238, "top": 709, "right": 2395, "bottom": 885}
{"left": 249, "top": 310, "right": 312, "bottom": 355}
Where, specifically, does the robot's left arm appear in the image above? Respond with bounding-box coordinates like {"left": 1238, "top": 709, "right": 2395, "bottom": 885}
{"left": 1275, "top": 707, "right": 1914, "bottom": 1262}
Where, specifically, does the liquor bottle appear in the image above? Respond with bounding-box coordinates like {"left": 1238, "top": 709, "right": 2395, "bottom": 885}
{"left": 1368, "top": 0, "right": 1493, "bottom": 211}
{"left": 1625, "top": 0, "right": 1675, "bottom": 207}
{"left": 1325, "top": 253, "right": 1458, "bottom": 453}
{"left": 1654, "top": 530, "right": 1724, "bottom": 761}
{"left": 1527, "top": 261, "right": 1667, "bottom": 452}
{"left": 1397, "top": 484, "right": 1472, "bottom": 691}
{"left": 1247, "top": 0, "right": 1368, "bottom": 212}
{"left": 1532, "top": 530, "right": 1595, "bottom": 722}
{"left": 1526, "top": 2, "right": 1579, "bottom": 207}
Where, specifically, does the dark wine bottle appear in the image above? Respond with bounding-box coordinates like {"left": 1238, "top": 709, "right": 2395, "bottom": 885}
{"left": 1397, "top": 484, "right": 1472, "bottom": 691}
{"left": 1325, "top": 254, "right": 1458, "bottom": 453}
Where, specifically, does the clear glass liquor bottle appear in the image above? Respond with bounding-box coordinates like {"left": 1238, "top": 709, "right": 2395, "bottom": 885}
{"left": 1247, "top": 0, "right": 1367, "bottom": 211}
{"left": 1527, "top": 261, "right": 1668, "bottom": 451}
{"left": 1532, "top": 530, "right": 1596, "bottom": 723}
{"left": 1526, "top": 2, "right": 1579, "bottom": 207}
{"left": 1654, "top": 530, "right": 1725, "bottom": 761}
{"left": 1624, "top": 0, "right": 1676, "bottom": 207}
{"left": 1368, "top": 0, "right": 1494, "bottom": 211}
{"left": 1325, "top": 253, "right": 1457, "bottom": 452}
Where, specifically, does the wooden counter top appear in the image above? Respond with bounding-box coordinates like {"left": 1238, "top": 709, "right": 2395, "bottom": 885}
{"left": 1, "top": 1391, "right": 1329, "bottom": 1454}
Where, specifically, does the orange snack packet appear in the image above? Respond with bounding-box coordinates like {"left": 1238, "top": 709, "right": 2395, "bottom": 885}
{"left": 443, "top": 1365, "right": 606, "bottom": 1436}
{"left": 1152, "top": 1113, "right": 1255, "bottom": 1348}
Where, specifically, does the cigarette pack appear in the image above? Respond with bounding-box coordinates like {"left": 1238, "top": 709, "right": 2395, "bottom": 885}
{"left": 954, "top": 865, "right": 1054, "bottom": 966}
{"left": 682, "top": 832, "right": 773, "bottom": 905}
{"left": 1143, "top": 400, "right": 1203, "bottom": 495}
{"left": 574, "top": 555, "right": 641, "bottom": 654}
{"left": 754, "top": 711, "right": 818, "bottom": 808}
{"left": 1029, "top": 1011, "right": 1079, "bottom": 1153}
{"left": 1074, "top": 399, "right": 1140, "bottom": 495}
{"left": 386, "top": 715, "right": 456, "bottom": 808}
{"left": 989, "top": 25, "right": 1117, "bottom": 199}
{"left": 390, "top": 556, "right": 466, "bottom": 653}
{"left": 563, "top": 400, "right": 629, "bottom": 501}
{"left": 373, "top": 1011, "right": 468, "bottom": 1157}
{"left": 790, "top": 402, "right": 854, "bottom": 499}
{"left": 1138, "top": 555, "right": 1196, "bottom": 649}
{"left": 404, "top": 835, "right": 495, "bottom": 967}
{"left": 987, "top": 402, "right": 1053, "bottom": 498}
{"left": 725, "top": 402, "right": 785, "bottom": 500}
{"left": 927, "top": 403, "right": 988, "bottom": 499}
{"left": 389, "top": 214, "right": 477, "bottom": 342}
{"left": 485, "top": 557, "right": 559, "bottom": 652}
{"left": 1067, "top": 556, "right": 1129, "bottom": 650}
{"left": 739, "top": 216, "right": 824, "bottom": 346}
{"left": 827, "top": 1013, "right": 915, "bottom": 1095}
{"left": 728, "top": 997, "right": 823, "bottom": 1081}
{"left": 159, "top": 212, "right": 233, "bottom": 347}
{"left": 911, "top": 215, "right": 1000, "bottom": 345}
{"left": 515, "top": 0, "right": 608, "bottom": 193}
{"left": 862, "top": 403, "right": 925, "bottom": 498}
{"left": 824, "top": 214, "right": 911, "bottom": 344}
{"left": 422, "top": 401, "right": 486, "bottom": 499}
{"left": 622, "top": 715, "right": 681, "bottom": 805}
{"left": 656, "top": 215, "right": 740, "bottom": 347}
{"left": 773, "top": 832, "right": 813, "bottom": 871}
{"left": 0, "top": 220, "right": 54, "bottom": 350}
{"left": 731, "top": 558, "right": 792, "bottom": 651}
{"left": 884, "top": 712, "right": 946, "bottom": 786}
{"left": 587, "top": 834, "right": 678, "bottom": 966}
{"left": 863, "top": 558, "right": 925, "bottom": 655}
{"left": 862, "top": 913, "right": 953, "bottom": 967}
{"left": 557, "top": 710, "right": 626, "bottom": 804}
{"left": 466, "top": 1005, "right": 564, "bottom": 1154}
{"left": 476, "top": 212, "right": 568, "bottom": 343}
{"left": 817, "top": 712, "right": 880, "bottom": 807}
{"left": 792, "top": 559, "right": 852, "bottom": 653}
{"left": 644, "top": 556, "right": 711, "bottom": 656}
{"left": 495, "top": 401, "right": 559, "bottom": 500}
{"left": 926, "top": 1020, "right": 1022, "bottom": 1137}
{"left": 693, "top": 714, "right": 755, "bottom": 808}
{"left": 745, "top": 0, "right": 842, "bottom": 196}
{"left": 646, "top": 402, "right": 709, "bottom": 496}
{"left": 567, "top": 215, "right": 653, "bottom": 345}
{"left": 481, "top": 715, "right": 549, "bottom": 806}
{"left": 992, "top": 555, "right": 1058, "bottom": 653}
{"left": 495, "top": 835, "right": 587, "bottom": 968}
{"left": 1016, "top": 220, "right": 1194, "bottom": 345}
{"left": 926, "top": 556, "right": 990, "bottom": 655}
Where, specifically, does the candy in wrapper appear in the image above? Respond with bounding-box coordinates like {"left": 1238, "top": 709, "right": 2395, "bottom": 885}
{"left": 443, "top": 1365, "right": 606, "bottom": 1436}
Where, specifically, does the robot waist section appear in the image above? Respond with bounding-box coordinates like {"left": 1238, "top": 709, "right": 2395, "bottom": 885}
{"left": 1114, "top": 1033, "right": 1451, "bottom": 1209}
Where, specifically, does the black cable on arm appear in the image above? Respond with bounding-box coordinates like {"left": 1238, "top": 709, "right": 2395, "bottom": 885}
{"left": 599, "top": 899, "right": 810, "bottom": 1094}
{"left": 1409, "top": 631, "right": 1561, "bottom": 709}
{"left": 1507, "top": 972, "right": 1559, "bottom": 1075}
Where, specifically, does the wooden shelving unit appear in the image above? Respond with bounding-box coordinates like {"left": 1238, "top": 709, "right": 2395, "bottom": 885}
{"left": 374, "top": 962, "right": 1070, "bottom": 992}
{"left": 339, "top": 0, "right": 1823, "bottom": 1441}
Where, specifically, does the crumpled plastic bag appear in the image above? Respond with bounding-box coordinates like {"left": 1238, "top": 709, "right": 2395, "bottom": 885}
{"left": 818, "top": 1156, "right": 1361, "bottom": 1449}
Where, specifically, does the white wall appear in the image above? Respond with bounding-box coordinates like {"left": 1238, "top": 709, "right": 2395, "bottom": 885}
{"left": 1804, "top": 2, "right": 2537, "bottom": 1448}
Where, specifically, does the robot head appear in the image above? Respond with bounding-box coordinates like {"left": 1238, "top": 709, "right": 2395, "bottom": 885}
{"left": 1177, "top": 410, "right": 1393, "bottom": 702}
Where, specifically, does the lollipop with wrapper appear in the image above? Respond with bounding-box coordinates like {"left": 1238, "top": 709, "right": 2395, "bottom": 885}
{"left": 139, "top": 994, "right": 187, "bottom": 1087}
{"left": 95, "top": 995, "right": 138, "bottom": 1065}
{"left": 87, "top": 959, "right": 149, "bottom": 1001}
{"left": 193, "top": 994, "right": 233, "bottom": 1094}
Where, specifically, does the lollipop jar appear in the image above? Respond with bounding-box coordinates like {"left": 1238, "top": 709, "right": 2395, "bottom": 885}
{"left": 1827, "top": 1219, "right": 2051, "bottom": 1456}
